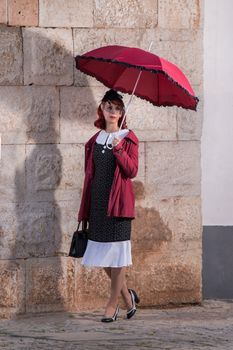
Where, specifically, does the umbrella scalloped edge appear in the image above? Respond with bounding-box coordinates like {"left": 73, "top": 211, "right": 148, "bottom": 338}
{"left": 75, "top": 55, "right": 199, "bottom": 111}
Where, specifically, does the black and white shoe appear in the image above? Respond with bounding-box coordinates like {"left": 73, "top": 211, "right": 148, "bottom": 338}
{"left": 126, "top": 289, "right": 140, "bottom": 319}
{"left": 101, "top": 305, "right": 119, "bottom": 323}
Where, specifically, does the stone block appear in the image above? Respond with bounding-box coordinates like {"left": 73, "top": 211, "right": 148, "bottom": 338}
{"left": 93, "top": 0, "right": 157, "bottom": 28}
{"left": 25, "top": 143, "right": 83, "bottom": 203}
{"left": 74, "top": 260, "right": 135, "bottom": 311}
{"left": 132, "top": 206, "right": 172, "bottom": 253}
{"left": 172, "top": 196, "right": 202, "bottom": 243}
{"left": 60, "top": 86, "right": 105, "bottom": 143}
{"left": 0, "top": 145, "right": 25, "bottom": 203}
{"left": 132, "top": 197, "right": 202, "bottom": 258}
{"left": 126, "top": 97, "right": 177, "bottom": 141}
{"left": 25, "top": 144, "right": 62, "bottom": 202}
{"left": 23, "top": 28, "right": 73, "bottom": 85}
{"left": 39, "top": 0, "right": 93, "bottom": 27}
{"left": 130, "top": 198, "right": 202, "bottom": 305}
{"left": 0, "top": 26, "right": 23, "bottom": 85}
{"left": 8, "top": 0, "right": 38, "bottom": 26}
{"left": 0, "top": 87, "right": 27, "bottom": 144}
{"left": 131, "top": 259, "right": 201, "bottom": 305}
{"left": 133, "top": 196, "right": 202, "bottom": 244}
{"left": 141, "top": 29, "right": 203, "bottom": 86}
{"left": 74, "top": 28, "right": 144, "bottom": 87}
{"left": 26, "top": 257, "right": 75, "bottom": 313}
{"left": 0, "top": 203, "right": 17, "bottom": 259}
{"left": 158, "top": 0, "right": 202, "bottom": 29}
{"left": 0, "top": 86, "right": 59, "bottom": 145}
{"left": 56, "top": 144, "right": 84, "bottom": 202}
{"left": 177, "top": 87, "right": 203, "bottom": 140}
{"left": 0, "top": 0, "right": 7, "bottom": 23}
{"left": 14, "top": 202, "right": 61, "bottom": 258}
{"left": 0, "top": 260, "right": 26, "bottom": 318}
{"left": 145, "top": 141, "right": 201, "bottom": 198}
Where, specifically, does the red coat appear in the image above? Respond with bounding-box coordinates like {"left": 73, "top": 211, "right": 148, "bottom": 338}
{"left": 78, "top": 129, "right": 139, "bottom": 222}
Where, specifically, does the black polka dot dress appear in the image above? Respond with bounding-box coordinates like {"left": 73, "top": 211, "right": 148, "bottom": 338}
{"left": 81, "top": 129, "right": 133, "bottom": 267}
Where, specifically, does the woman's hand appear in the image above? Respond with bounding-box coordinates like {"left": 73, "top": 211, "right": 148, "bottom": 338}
{"left": 112, "top": 137, "right": 122, "bottom": 147}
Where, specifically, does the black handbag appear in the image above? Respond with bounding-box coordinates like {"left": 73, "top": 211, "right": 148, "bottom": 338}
{"left": 68, "top": 220, "right": 89, "bottom": 258}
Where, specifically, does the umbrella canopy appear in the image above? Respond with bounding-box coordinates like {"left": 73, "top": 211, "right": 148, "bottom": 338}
{"left": 75, "top": 45, "right": 199, "bottom": 111}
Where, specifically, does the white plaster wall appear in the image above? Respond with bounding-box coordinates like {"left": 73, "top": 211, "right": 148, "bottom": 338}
{"left": 202, "top": 0, "right": 233, "bottom": 225}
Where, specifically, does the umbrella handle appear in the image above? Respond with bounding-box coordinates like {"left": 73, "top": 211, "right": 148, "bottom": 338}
{"left": 118, "top": 41, "right": 153, "bottom": 132}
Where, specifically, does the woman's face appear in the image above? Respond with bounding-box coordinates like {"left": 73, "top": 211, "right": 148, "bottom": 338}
{"left": 101, "top": 101, "right": 123, "bottom": 127}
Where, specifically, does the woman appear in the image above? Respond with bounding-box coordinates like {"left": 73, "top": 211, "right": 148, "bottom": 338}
{"left": 78, "top": 89, "right": 140, "bottom": 322}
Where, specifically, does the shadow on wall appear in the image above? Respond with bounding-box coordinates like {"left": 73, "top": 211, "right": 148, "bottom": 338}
{"left": 0, "top": 26, "right": 98, "bottom": 316}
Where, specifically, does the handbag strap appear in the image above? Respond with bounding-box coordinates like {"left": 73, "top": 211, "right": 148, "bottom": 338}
{"left": 77, "top": 220, "right": 88, "bottom": 231}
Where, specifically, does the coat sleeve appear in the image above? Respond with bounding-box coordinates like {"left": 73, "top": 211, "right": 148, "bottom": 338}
{"left": 112, "top": 140, "right": 139, "bottom": 179}
{"left": 84, "top": 142, "right": 91, "bottom": 173}
{"left": 84, "top": 144, "right": 88, "bottom": 172}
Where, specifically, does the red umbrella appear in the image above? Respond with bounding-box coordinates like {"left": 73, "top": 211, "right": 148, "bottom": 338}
{"left": 75, "top": 45, "right": 199, "bottom": 112}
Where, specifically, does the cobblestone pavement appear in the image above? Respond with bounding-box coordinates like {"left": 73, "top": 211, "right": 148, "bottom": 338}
{"left": 0, "top": 300, "right": 233, "bottom": 349}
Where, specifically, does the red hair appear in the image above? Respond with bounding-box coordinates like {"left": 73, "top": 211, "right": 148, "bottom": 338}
{"left": 94, "top": 99, "right": 128, "bottom": 130}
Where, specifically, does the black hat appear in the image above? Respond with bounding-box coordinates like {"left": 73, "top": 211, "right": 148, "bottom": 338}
{"left": 102, "top": 89, "right": 123, "bottom": 102}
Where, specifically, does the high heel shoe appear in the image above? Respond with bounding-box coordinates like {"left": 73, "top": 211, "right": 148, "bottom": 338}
{"left": 101, "top": 305, "right": 119, "bottom": 323}
{"left": 126, "top": 289, "right": 140, "bottom": 319}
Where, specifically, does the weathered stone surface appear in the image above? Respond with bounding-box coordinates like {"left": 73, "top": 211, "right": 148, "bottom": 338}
{"left": 56, "top": 144, "right": 84, "bottom": 202}
{"left": 0, "top": 203, "right": 17, "bottom": 259}
{"left": 24, "top": 87, "right": 60, "bottom": 144}
{"left": 145, "top": 141, "right": 201, "bottom": 198}
{"left": 172, "top": 196, "right": 202, "bottom": 242}
{"left": 14, "top": 202, "right": 61, "bottom": 258}
{"left": 74, "top": 260, "right": 135, "bottom": 311}
{"left": 73, "top": 28, "right": 144, "bottom": 87}
{"left": 158, "top": 0, "right": 202, "bottom": 29}
{"left": 0, "top": 87, "right": 27, "bottom": 144}
{"left": 0, "top": 86, "right": 59, "bottom": 145}
{"left": 141, "top": 29, "right": 203, "bottom": 86}
{"left": 0, "top": 145, "right": 25, "bottom": 203}
{"left": 25, "top": 144, "right": 62, "bottom": 202}
{"left": 26, "top": 257, "right": 74, "bottom": 313}
{"left": 132, "top": 206, "right": 172, "bottom": 253}
{"left": 0, "top": 26, "right": 23, "bottom": 85}
{"left": 131, "top": 200, "right": 202, "bottom": 275}
{"left": 0, "top": 0, "right": 7, "bottom": 24}
{"left": 177, "top": 86, "right": 203, "bottom": 140}
{"left": 93, "top": 0, "right": 157, "bottom": 28}
{"left": 126, "top": 97, "right": 177, "bottom": 141}
{"left": 39, "top": 0, "right": 93, "bottom": 28}
{"left": 2, "top": 300, "right": 233, "bottom": 348}
{"left": 23, "top": 28, "right": 73, "bottom": 85}
{"left": 8, "top": 0, "right": 38, "bottom": 26}
{"left": 25, "top": 143, "right": 83, "bottom": 203}
{"left": 60, "top": 86, "right": 104, "bottom": 143}
{"left": 0, "top": 260, "right": 26, "bottom": 318}
{"left": 131, "top": 203, "right": 202, "bottom": 305}
{"left": 132, "top": 260, "right": 201, "bottom": 305}
{"left": 132, "top": 197, "right": 202, "bottom": 255}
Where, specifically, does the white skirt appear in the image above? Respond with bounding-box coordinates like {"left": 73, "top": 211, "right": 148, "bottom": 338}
{"left": 81, "top": 240, "right": 132, "bottom": 267}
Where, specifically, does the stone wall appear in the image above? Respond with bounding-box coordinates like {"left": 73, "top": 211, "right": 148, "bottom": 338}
{"left": 0, "top": 0, "right": 203, "bottom": 318}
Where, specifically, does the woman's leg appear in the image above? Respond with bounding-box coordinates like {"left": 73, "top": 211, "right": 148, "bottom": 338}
{"left": 104, "top": 267, "right": 133, "bottom": 309}
{"left": 103, "top": 267, "right": 132, "bottom": 316}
